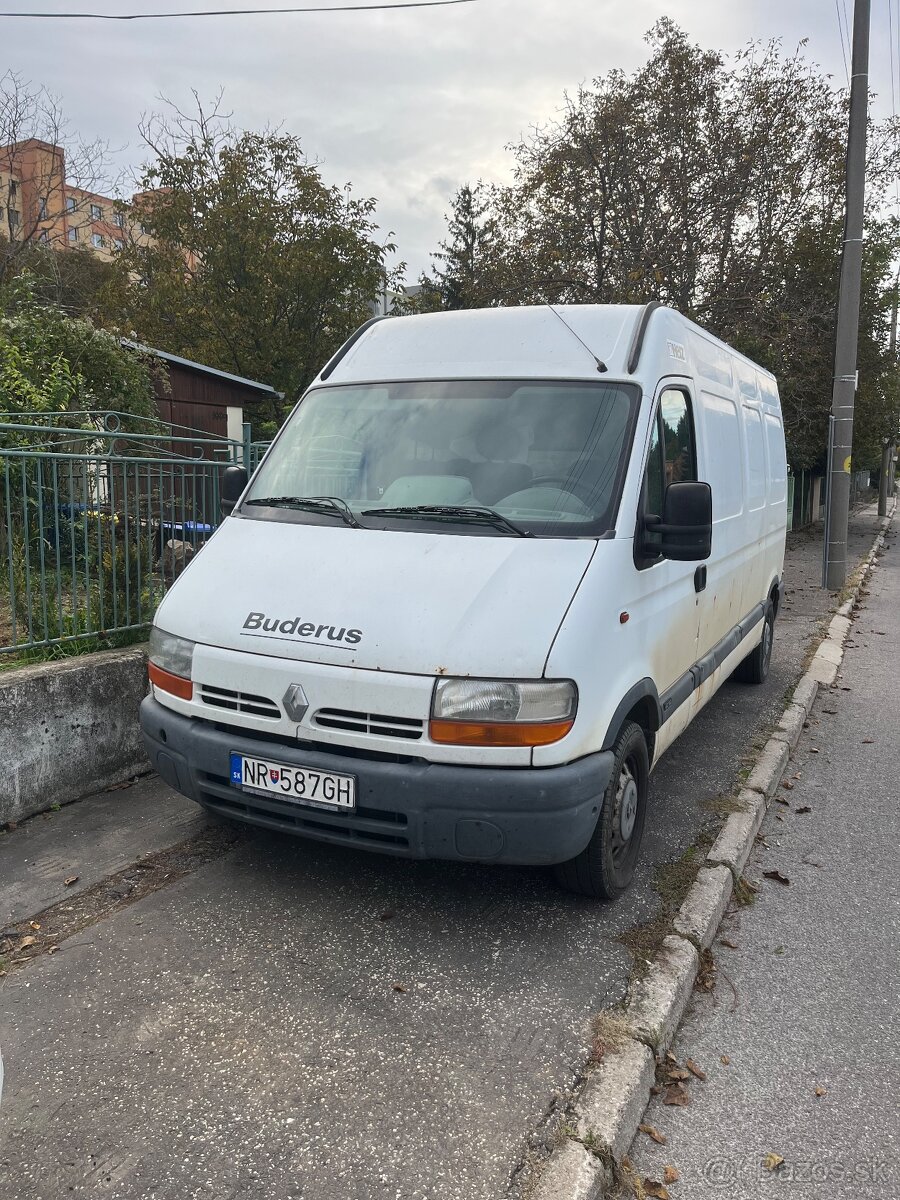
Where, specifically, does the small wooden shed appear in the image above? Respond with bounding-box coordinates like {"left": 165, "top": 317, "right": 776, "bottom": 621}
{"left": 125, "top": 341, "right": 282, "bottom": 445}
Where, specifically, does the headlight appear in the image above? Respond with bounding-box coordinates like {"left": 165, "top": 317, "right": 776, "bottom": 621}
{"left": 430, "top": 678, "right": 576, "bottom": 746}
{"left": 148, "top": 627, "right": 195, "bottom": 700}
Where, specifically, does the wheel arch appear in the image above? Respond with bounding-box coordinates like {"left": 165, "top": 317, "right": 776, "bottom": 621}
{"left": 601, "top": 678, "right": 661, "bottom": 760}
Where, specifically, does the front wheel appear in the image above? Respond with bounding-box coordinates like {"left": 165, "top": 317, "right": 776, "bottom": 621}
{"left": 735, "top": 601, "right": 775, "bottom": 685}
{"left": 553, "top": 720, "right": 649, "bottom": 901}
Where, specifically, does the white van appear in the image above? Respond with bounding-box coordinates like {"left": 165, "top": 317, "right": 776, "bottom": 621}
{"left": 140, "top": 304, "right": 787, "bottom": 899}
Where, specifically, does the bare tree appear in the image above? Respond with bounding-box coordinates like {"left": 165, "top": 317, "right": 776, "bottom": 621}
{"left": 0, "top": 70, "right": 111, "bottom": 285}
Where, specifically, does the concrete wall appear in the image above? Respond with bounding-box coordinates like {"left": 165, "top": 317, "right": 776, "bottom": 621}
{"left": 0, "top": 645, "right": 149, "bottom": 826}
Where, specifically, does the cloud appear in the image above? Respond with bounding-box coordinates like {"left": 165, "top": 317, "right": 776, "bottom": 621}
{"left": 2, "top": 0, "right": 894, "bottom": 279}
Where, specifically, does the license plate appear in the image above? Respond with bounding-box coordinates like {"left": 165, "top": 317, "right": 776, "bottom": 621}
{"left": 230, "top": 753, "right": 356, "bottom": 810}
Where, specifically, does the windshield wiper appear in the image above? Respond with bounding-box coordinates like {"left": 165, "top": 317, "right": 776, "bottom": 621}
{"left": 244, "top": 495, "right": 360, "bottom": 528}
{"left": 360, "top": 504, "right": 532, "bottom": 538}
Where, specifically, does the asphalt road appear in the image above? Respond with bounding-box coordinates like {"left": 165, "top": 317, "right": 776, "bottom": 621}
{"left": 0, "top": 507, "right": 886, "bottom": 1200}
{"left": 625, "top": 518, "right": 899, "bottom": 1198}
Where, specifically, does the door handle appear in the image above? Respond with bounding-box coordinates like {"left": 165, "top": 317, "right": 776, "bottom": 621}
{"left": 694, "top": 565, "right": 707, "bottom": 593}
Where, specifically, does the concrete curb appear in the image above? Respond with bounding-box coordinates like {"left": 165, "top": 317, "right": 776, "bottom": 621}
{"left": 575, "top": 1039, "right": 656, "bottom": 1162}
{"left": 526, "top": 503, "right": 894, "bottom": 1199}
{"left": 623, "top": 936, "right": 700, "bottom": 1053}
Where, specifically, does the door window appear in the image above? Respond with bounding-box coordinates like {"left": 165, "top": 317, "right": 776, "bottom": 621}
{"left": 638, "top": 388, "right": 697, "bottom": 563}
{"left": 659, "top": 389, "right": 696, "bottom": 486}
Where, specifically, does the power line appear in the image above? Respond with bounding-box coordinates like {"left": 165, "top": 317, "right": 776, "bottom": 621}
{"left": 0, "top": 0, "right": 476, "bottom": 19}
{"left": 836, "top": 0, "right": 850, "bottom": 81}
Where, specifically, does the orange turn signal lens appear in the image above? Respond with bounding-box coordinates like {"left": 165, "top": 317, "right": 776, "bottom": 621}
{"left": 429, "top": 718, "right": 574, "bottom": 747}
{"left": 148, "top": 661, "right": 193, "bottom": 701}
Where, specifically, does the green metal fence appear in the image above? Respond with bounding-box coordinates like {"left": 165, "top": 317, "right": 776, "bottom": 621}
{"left": 0, "top": 411, "right": 249, "bottom": 657}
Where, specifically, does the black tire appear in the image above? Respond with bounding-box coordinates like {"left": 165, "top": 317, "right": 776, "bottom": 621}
{"left": 553, "top": 720, "right": 649, "bottom": 901}
{"left": 735, "top": 601, "right": 775, "bottom": 685}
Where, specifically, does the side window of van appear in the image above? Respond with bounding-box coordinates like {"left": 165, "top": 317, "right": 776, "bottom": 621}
{"left": 659, "top": 390, "right": 697, "bottom": 486}
{"left": 638, "top": 388, "right": 697, "bottom": 565}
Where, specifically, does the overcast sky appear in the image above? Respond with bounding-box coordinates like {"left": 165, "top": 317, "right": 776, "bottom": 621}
{"left": 2, "top": 0, "right": 898, "bottom": 280}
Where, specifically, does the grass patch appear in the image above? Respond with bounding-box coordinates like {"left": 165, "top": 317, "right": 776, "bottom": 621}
{"left": 590, "top": 1009, "right": 634, "bottom": 1062}
{"left": 699, "top": 792, "right": 747, "bottom": 818}
{"left": 0, "top": 624, "right": 149, "bottom": 672}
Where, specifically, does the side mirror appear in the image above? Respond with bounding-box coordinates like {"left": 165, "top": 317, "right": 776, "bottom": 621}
{"left": 221, "top": 465, "right": 248, "bottom": 517}
{"left": 655, "top": 480, "right": 712, "bottom": 561}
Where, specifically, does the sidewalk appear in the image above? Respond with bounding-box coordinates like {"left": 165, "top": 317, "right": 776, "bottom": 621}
{"left": 624, "top": 516, "right": 899, "bottom": 1198}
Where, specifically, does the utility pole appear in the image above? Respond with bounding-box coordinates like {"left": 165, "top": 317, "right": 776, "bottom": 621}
{"left": 878, "top": 271, "right": 899, "bottom": 515}
{"left": 823, "top": 0, "right": 871, "bottom": 588}
{"left": 878, "top": 274, "right": 898, "bottom": 516}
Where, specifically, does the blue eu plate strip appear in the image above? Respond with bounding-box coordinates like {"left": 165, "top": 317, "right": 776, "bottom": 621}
{"left": 230, "top": 753, "right": 243, "bottom": 786}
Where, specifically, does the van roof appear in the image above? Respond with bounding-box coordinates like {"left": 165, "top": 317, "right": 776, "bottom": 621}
{"left": 318, "top": 304, "right": 777, "bottom": 391}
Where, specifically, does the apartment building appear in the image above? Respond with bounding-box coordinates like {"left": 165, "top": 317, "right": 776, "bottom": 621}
{"left": 0, "top": 138, "right": 151, "bottom": 260}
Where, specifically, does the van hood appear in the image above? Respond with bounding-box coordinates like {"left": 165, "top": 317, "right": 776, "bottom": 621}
{"left": 155, "top": 516, "right": 596, "bottom": 678}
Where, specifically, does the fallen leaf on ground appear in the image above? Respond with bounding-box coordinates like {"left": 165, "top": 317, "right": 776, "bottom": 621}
{"left": 638, "top": 1124, "right": 667, "bottom": 1145}
{"left": 775, "top": 797, "right": 790, "bottom": 806}
{"left": 796, "top": 806, "right": 812, "bottom": 814}
{"left": 47, "top": 945, "right": 59, "bottom": 954}
{"left": 665, "top": 1066, "right": 691, "bottom": 1082}
{"left": 720, "top": 1055, "right": 731, "bottom": 1065}
{"left": 29, "top": 921, "right": 41, "bottom": 930}
{"left": 64, "top": 875, "right": 79, "bottom": 886}
{"left": 643, "top": 1182, "right": 670, "bottom": 1200}
{"left": 762, "top": 1152, "right": 785, "bottom": 1172}
{"left": 665, "top": 1051, "right": 679, "bottom": 1064}
{"left": 775, "top": 814, "right": 785, "bottom": 822}
{"left": 720, "top": 937, "right": 738, "bottom": 949}
{"left": 686, "top": 1058, "right": 706, "bottom": 1080}
{"left": 379, "top": 910, "right": 396, "bottom": 921}
{"left": 663, "top": 1083, "right": 690, "bottom": 1106}
{"left": 862, "top": 738, "right": 874, "bottom": 744}
{"left": 781, "top": 781, "right": 794, "bottom": 791}
{"left": 793, "top": 771, "right": 802, "bottom": 778}
{"left": 809, "top": 747, "right": 820, "bottom": 753}
{"left": 391, "top": 983, "right": 407, "bottom": 993}
{"left": 663, "top": 1166, "right": 680, "bottom": 1184}
{"left": 815, "top": 1085, "right": 827, "bottom": 1097}
{"left": 17, "top": 935, "right": 37, "bottom": 949}
{"left": 763, "top": 869, "right": 790, "bottom": 885}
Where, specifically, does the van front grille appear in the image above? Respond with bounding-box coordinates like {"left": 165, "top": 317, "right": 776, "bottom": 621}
{"left": 314, "top": 708, "right": 424, "bottom": 741}
{"left": 200, "top": 685, "right": 281, "bottom": 720}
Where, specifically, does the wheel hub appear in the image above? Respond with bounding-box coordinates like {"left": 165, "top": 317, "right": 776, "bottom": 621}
{"left": 618, "top": 771, "right": 638, "bottom": 842}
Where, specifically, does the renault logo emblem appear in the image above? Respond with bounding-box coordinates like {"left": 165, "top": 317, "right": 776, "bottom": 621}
{"left": 283, "top": 684, "right": 309, "bottom": 723}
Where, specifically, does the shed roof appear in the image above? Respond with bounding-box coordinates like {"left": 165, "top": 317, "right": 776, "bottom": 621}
{"left": 122, "top": 340, "right": 282, "bottom": 399}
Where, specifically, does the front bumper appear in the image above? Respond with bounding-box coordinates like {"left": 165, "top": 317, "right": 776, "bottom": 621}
{"left": 140, "top": 696, "right": 612, "bottom": 865}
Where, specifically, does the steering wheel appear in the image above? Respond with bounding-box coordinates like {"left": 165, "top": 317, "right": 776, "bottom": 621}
{"left": 527, "top": 475, "right": 597, "bottom": 508}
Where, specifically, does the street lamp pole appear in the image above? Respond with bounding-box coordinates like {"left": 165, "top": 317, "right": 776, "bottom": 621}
{"left": 823, "top": 0, "right": 871, "bottom": 588}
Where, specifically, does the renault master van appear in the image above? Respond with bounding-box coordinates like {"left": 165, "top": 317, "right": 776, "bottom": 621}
{"left": 140, "top": 303, "right": 787, "bottom": 900}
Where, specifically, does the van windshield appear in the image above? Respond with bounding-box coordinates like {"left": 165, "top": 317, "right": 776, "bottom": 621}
{"left": 243, "top": 379, "right": 639, "bottom": 536}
